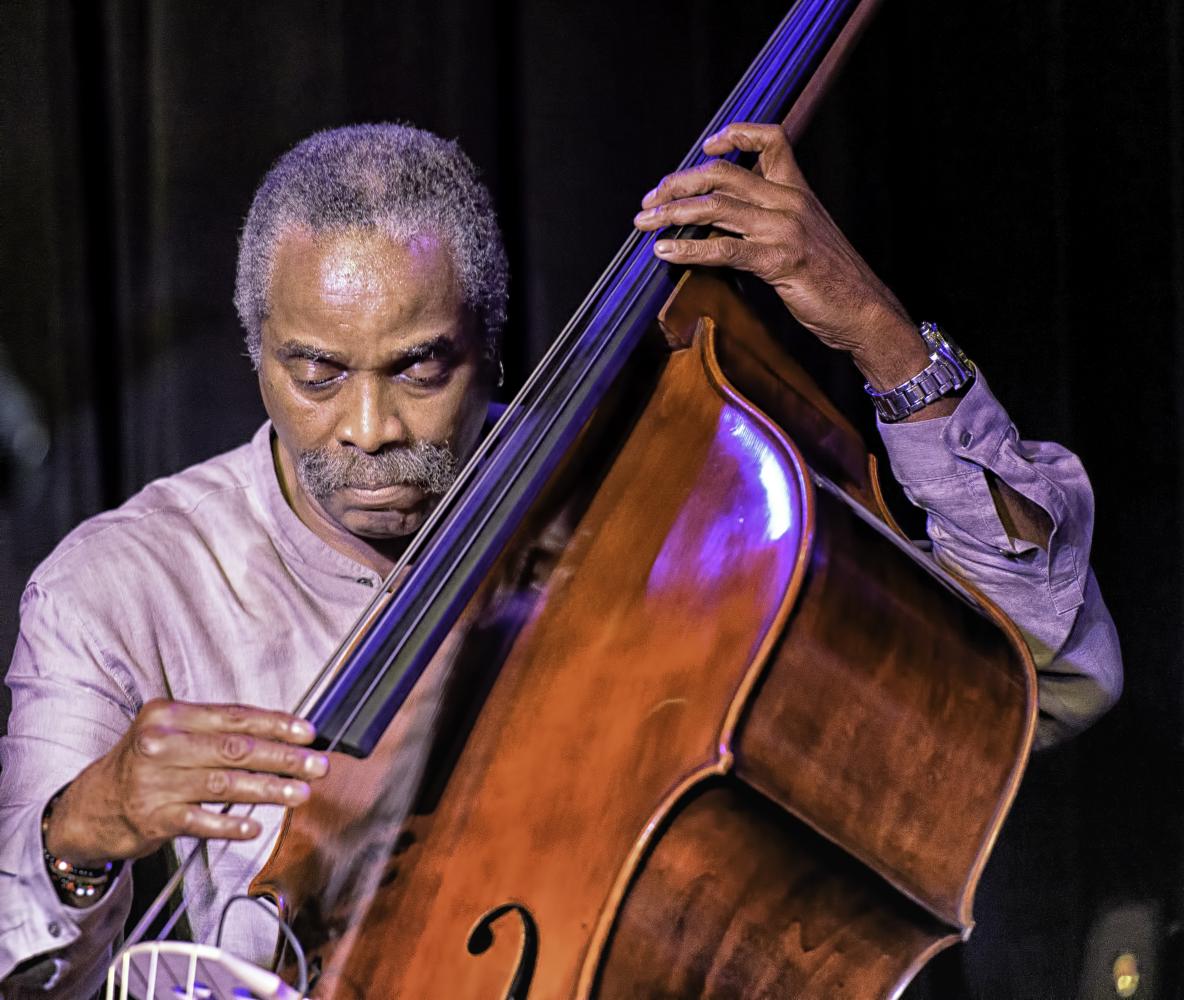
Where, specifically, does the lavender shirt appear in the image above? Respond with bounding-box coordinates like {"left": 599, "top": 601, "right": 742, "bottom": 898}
{"left": 0, "top": 373, "right": 1122, "bottom": 995}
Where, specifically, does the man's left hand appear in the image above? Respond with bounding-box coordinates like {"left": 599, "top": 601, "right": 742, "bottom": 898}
{"left": 633, "top": 121, "right": 930, "bottom": 392}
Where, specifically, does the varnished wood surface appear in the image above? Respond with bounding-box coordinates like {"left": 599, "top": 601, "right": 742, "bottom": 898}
{"left": 734, "top": 488, "right": 1032, "bottom": 927}
{"left": 597, "top": 783, "right": 955, "bottom": 999}
{"left": 659, "top": 270, "right": 876, "bottom": 509}
{"left": 665, "top": 268, "right": 1035, "bottom": 927}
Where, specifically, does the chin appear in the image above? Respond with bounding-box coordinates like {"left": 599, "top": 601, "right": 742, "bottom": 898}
{"left": 339, "top": 507, "right": 427, "bottom": 539}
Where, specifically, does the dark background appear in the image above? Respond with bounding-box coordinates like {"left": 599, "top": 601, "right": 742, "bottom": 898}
{"left": 2, "top": 1, "right": 1182, "bottom": 996}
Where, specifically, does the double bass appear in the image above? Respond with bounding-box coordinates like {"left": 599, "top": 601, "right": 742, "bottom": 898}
{"left": 111, "top": 0, "right": 1036, "bottom": 995}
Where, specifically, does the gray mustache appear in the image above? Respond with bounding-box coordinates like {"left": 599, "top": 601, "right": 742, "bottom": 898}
{"left": 296, "top": 441, "right": 459, "bottom": 500}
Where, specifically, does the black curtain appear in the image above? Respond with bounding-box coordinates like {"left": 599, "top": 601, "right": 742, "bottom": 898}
{"left": 3, "top": 2, "right": 1183, "bottom": 996}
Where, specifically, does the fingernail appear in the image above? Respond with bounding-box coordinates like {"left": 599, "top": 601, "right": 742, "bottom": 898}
{"left": 642, "top": 187, "right": 659, "bottom": 205}
{"left": 634, "top": 209, "right": 655, "bottom": 224}
{"left": 306, "top": 753, "right": 330, "bottom": 776}
{"left": 655, "top": 240, "right": 674, "bottom": 255}
{"left": 239, "top": 820, "right": 256, "bottom": 836}
{"left": 283, "top": 782, "right": 310, "bottom": 802}
{"left": 292, "top": 719, "right": 315, "bottom": 740}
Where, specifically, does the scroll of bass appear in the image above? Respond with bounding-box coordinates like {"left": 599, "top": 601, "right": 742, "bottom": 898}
{"left": 250, "top": 2, "right": 1038, "bottom": 996}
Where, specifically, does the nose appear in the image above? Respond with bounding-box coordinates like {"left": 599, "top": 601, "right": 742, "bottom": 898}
{"left": 335, "top": 375, "right": 406, "bottom": 454}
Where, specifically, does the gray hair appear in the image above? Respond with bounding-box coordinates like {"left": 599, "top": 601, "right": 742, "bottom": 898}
{"left": 234, "top": 123, "right": 508, "bottom": 366}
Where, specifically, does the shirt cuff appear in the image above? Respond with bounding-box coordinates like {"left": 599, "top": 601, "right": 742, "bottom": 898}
{"left": 0, "top": 796, "right": 130, "bottom": 991}
{"left": 876, "top": 370, "right": 1087, "bottom": 616}
{"left": 878, "top": 373, "right": 1015, "bottom": 484}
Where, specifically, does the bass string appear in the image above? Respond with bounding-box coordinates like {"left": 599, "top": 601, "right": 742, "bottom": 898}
{"left": 294, "top": 0, "right": 810, "bottom": 735}
{"left": 294, "top": 140, "right": 658, "bottom": 723}
{"left": 315, "top": 0, "right": 840, "bottom": 755}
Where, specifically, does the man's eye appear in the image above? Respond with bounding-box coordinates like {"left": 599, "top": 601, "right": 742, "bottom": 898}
{"left": 400, "top": 359, "right": 450, "bottom": 387}
{"left": 292, "top": 362, "right": 342, "bottom": 389}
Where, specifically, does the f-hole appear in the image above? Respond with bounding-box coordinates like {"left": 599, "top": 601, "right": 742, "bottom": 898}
{"left": 466, "top": 902, "right": 538, "bottom": 1000}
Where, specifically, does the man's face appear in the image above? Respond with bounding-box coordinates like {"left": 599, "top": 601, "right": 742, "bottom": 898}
{"left": 259, "top": 227, "right": 492, "bottom": 548}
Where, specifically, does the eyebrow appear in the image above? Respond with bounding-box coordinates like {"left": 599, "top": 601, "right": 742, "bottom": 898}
{"left": 276, "top": 341, "right": 343, "bottom": 363}
{"left": 398, "top": 334, "right": 459, "bottom": 362}
{"left": 275, "top": 334, "right": 459, "bottom": 366}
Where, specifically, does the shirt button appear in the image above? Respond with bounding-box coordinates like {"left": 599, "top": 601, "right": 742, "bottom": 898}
{"left": 958, "top": 430, "right": 973, "bottom": 449}
{"left": 47, "top": 921, "right": 61, "bottom": 938}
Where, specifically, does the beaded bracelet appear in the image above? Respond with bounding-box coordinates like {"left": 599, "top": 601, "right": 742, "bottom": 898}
{"left": 41, "top": 787, "right": 120, "bottom": 904}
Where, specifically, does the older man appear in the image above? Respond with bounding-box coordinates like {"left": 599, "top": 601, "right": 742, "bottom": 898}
{"left": 0, "top": 122, "right": 1121, "bottom": 995}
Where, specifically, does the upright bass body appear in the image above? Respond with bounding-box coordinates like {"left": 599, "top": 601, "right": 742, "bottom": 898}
{"left": 252, "top": 270, "right": 1036, "bottom": 998}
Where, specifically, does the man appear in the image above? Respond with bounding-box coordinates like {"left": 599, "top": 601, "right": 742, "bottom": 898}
{"left": 0, "top": 122, "right": 1121, "bottom": 995}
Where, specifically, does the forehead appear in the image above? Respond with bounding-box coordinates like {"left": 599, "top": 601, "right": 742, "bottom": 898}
{"left": 268, "top": 226, "right": 463, "bottom": 332}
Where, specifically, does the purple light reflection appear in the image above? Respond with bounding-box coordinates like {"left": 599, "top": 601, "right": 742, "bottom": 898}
{"left": 647, "top": 408, "right": 796, "bottom": 598}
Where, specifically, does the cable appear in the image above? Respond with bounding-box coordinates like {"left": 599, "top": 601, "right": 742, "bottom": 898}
{"left": 216, "top": 893, "right": 309, "bottom": 996}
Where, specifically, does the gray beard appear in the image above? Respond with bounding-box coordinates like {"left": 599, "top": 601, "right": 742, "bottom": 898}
{"left": 296, "top": 440, "right": 459, "bottom": 503}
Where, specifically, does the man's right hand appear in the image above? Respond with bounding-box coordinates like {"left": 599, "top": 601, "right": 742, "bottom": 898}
{"left": 43, "top": 699, "right": 329, "bottom": 866}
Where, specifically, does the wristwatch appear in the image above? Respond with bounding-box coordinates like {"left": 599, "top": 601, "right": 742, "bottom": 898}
{"left": 864, "top": 321, "right": 976, "bottom": 423}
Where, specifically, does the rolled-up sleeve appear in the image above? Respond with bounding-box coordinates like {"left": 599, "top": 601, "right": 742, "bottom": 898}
{"left": 0, "top": 583, "right": 137, "bottom": 996}
{"left": 878, "top": 371, "right": 1123, "bottom": 749}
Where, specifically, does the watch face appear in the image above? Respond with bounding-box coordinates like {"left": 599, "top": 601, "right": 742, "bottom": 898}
{"left": 921, "top": 321, "right": 975, "bottom": 378}
{"left": 918, "top": 320, "right": 946, "bottom": 351}
{"left": 942, "top": 342, "right": 975, "bottom": 378}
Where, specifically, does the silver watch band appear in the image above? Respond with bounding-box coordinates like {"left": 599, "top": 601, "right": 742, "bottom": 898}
{"left": 864, "top": 321, "right": 976, "bottom": 423}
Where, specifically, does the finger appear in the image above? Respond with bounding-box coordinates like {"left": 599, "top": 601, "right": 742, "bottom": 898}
{"left": 641, "top": 158, "right": 789, "bottom": 211}
{"left": 634, "top": 193, "right": 782, "bottom": 239}
{"left": 702, "top": 122, "right": 805, "bottom": 187}
{"left": 138, "top": 699, "right": 316, "bottom": 745}
{"left": 154, "top": 802, "right": 264, "bottom": 842}
{"left": 653, "top": 235, "right": 781, "bottom": 279}
{"left": 133, "top": 725, "right": 330, "bottom": 779}
{"left": 181, "top": 767, "right": 312, "bottom": 808}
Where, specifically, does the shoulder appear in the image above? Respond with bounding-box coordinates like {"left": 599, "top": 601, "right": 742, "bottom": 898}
{"left": 29, "top": 433, "right": 265, "bottom": 597}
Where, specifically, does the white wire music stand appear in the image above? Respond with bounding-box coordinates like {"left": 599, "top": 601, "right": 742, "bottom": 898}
{"left": 105, "top": 941, "right": 304, "bottom": 1000}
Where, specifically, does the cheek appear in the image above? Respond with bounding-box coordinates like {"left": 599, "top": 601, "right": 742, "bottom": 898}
{"left": 410, "top": 367, "right": 488, "bottom": 447}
